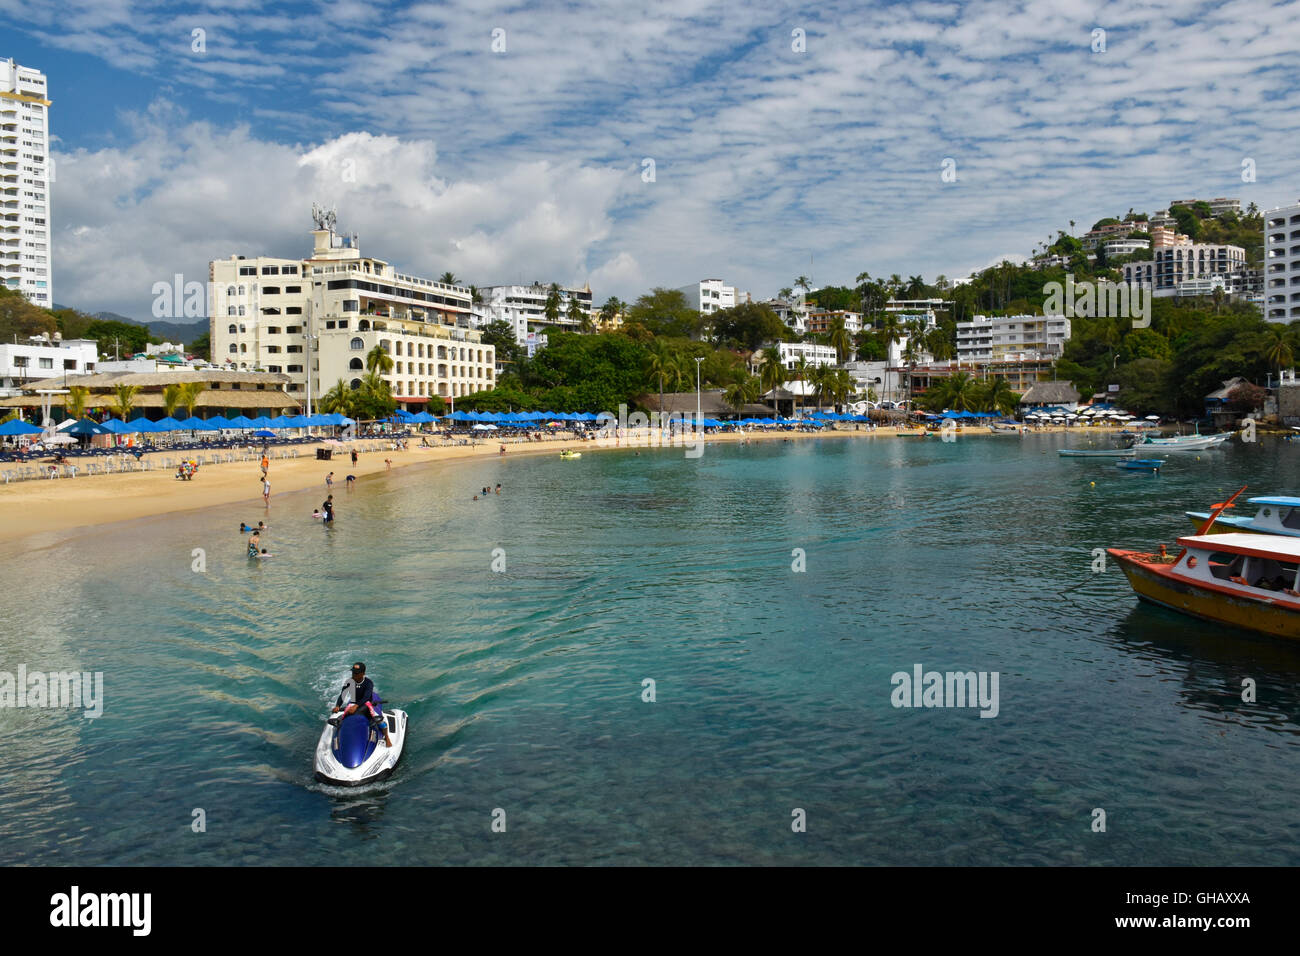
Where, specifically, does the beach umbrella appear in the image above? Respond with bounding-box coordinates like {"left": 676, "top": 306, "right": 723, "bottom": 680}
{"left": 98, "top": 419, "right": 135, "bottom": 435}
{"left": 151, "top": 416, "right": 184, "bottom": 431}
{"left": 65, "top": 418, "right": 112, "bottom": 436}
{"left": 471, "top": 423, "right": 498, "bottom": 430}
{"left": 253, "top": 429, "right": 277, "bottom": 438}
{"left": 227, "top": 415, "right": 254, "bottom": 428}
{"left": 0, "top": 419, "right": 42, "bottom": 436}
{"left": 204, "top": 415, "right": 232, "bottom": 429}
{"left": 175, "top": 416, "right": 207, "bottom": 430}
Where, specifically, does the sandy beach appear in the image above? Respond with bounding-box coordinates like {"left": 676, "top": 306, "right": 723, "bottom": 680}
{"left": 0, "top": 422, "right": 1111, "bottom": 545}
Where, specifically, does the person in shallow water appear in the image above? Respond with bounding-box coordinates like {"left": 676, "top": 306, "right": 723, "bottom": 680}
{"left": 247, "top": 529, "right": 261, "bottom": 557}
{"left": 322, "top": 495, "right": 334, "bottom": 522}
{"left": 332, "top": 662, "right": 391, "bottom": 747}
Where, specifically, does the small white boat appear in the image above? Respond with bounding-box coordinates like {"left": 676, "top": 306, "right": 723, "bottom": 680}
{"left": 1059, "top": 447, "right": 1136, "bottom": 458}
{"left": 1141, "top": 432, "right": 1231, "bottom": 450}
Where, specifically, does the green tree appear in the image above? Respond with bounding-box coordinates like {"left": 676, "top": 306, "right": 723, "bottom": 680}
{"left": 108, "top": 384, "right": 140, "bottom": 421}
{"left": 723, "top": 375, "right": 760, "bottom": 412}
{"left": 644, "top": 339, "right": 681, "bottom": 412}
{"left": 627, "top": 288, "right": 702, "bottom": 339}
{"left": 365, "top": 344, "right": 394, "bottom": 375}
{"left": 544, "top": 283, "right": 562, "bottom": 325}
{"left": 63, "top": 386, "right": 90, "bottom": 421}
{"left": 828, "top": 316, "right": 852, "bottom": 362}
{"left": 759, "top": 345, "right": 787, "bottom": 395}
{"left": 709, "top": 302, "right": 788, "bottom": 351}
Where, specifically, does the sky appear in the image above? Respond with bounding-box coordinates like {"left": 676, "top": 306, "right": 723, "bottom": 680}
{"left": 4, "top": 0, "right": 1300, "bottom": 321}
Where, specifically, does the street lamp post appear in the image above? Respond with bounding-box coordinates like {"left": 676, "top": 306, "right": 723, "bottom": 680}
{"left": 694, "top": 356, "right": 704, "bottom": 429}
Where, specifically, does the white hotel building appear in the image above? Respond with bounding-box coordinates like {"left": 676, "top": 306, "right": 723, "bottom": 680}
{"left": 956, "top": 314, "right": 1070, "bottom": 365}
{"left": 1265, "top": 201, "right": 1300, "bottom": 323}
{"left": 677, "top": 279, "right": 735, "bottom": 315}
{"left": 0, "top": 58, "right": 52, "bottom": 308}
{"left": 0, "top": 334, "right": 97, "bottom": 395}
{"left": 210, "top": 224, "right": 493, "bottom": 410}
{"left": 474, "top": 283, "right": 595, "bottom": 345}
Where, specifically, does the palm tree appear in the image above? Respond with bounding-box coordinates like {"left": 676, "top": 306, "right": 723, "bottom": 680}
{"left": 109, "top": 384, "right": 140, "bottom": 421}
{"left": 759, "top": 345, "right": 788, "bottom": 396}
{"left": 901, "top": 338, "right": 921, "bottom": 407}
{"left": 877, "top": 313, "right": 903, "bottom": 358}
{"left": 941, "top": 371, "right": 978, "bottom": 411}
{"left": 177, "top": 381, "right": 207, "bottom": 418}
{"left": 828, "top": 316, "right": 852, "bottom": 363}
{"left": 925, "top": 326, "right": 954, "bottom": 362}
{"left": 984, "top": 376, "right": 1019, "bottom": 416}
{"left": 1263, "top": 326, "right": 1295, "bottom": 380}
{"left": 568, "top": 295, "right": 589, "bottom": 331}
{"left": 723, "top": 375, "right": 760, "bottom": 412}
{"left": 791, "top": 355, "right": 811, "bottom": 415}
{"left": 794, "top": 276, "right": 811, "bottom": 296}
{"left": 544, "top": 283, "right": 562, "bottom": 325}
{"left": 439, "top": 272, "right": 459, "bottom": 286}
{"left": 64, "top": 386, "right": 90, "bottom": 421}
{"left": 905, "top": 274, "right": 926, "bottom": 298}
{"left": 778, "top": 286, "right": 794, "bottom": 300}
{"left": 162, "top": 384, "right": 182, "bottom": 417}
{"left": 599, "top": 297, "right": 625, "bottom": 327}
{"left": 644, "top": 341, "right": 680, "bottom": 412}
{"left": 320, "top": 379, "right": 355, "bottom": 417}
{"left": 810, "top": 364, "right": 834, "bottom": 412}
{"left": 365, "top": 344, "right": 393, "bottom": 375}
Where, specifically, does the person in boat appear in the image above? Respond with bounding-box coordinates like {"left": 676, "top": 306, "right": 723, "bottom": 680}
{"left": 332, "top": 662, "right": 392, "bottom": 747}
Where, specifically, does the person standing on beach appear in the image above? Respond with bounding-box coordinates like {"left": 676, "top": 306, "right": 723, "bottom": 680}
{"left": 262, "top": 477, "right": 271, "bottom": 506}
{"left": 326, "top": 471, "right": 334, "bottom": 489}
{"left": 260, "top": 454, "right": 269, "bottom": 479}
{"left": 384, "top": 458, "right": 392, "bottom": 471}
{"left": 351, "top": 448, "right": 358, "bottom": 466}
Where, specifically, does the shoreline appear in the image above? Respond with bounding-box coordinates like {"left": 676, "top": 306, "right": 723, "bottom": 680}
{"left": 0, "top": 423, "right": 1131, "bottom": 546}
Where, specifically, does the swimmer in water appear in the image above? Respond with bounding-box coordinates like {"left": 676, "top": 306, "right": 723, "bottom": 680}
{"left": 247, "top": 530, "right": 261, "bottom": 557}
{"left": 240, "top": 521, "right": 267, "bottom": 533}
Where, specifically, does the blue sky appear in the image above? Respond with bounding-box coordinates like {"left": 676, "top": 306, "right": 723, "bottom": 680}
{"left": 5, "top": 0, "right": 1300, "bottom": 320}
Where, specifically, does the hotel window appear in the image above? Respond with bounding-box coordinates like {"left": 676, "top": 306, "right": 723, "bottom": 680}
{"left": 285, "top": 285, "right": 301, "bottom": 294}
{"left": 238, "top": 306, "right": 246, "bottom": 316}
{"left": 262, "top": 266, "right": 279, "bottom": 275}
{"left": 229, "top": 344, "right": 237, "bottom": 353}
{"left": 238, "top": 286, "right": 245, "bottom": 295}
{"left": 264, "top": 286, "right": 280, "bottom": 295}
{"left": 350, "top": 337, "right": 364, "bottom": 350}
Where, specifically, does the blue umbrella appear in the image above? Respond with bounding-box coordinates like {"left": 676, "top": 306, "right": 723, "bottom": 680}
{"left": 227, "top": 415, "right": 255, "bottom": 428}
{"left": 0, "top": 419, "right": 43, "bottom": 436}
{"left": 175, "top": 416, "right": 207, "bottom": 430}
{"left": 151, "top": 416, "right": 185, "bottom": 431}
{"left": 65, "top": 418, "right": 112, "bottom": 436}
{"left": 253, "top": 429, "right": 277, "bottom": 438}
{"left": 204, "top": 415, "right": 232, "bottom": 428}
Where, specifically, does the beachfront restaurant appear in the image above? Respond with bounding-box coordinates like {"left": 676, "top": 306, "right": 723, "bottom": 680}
{"left": 0, "top": 370, "right": 299, "bottom": 428}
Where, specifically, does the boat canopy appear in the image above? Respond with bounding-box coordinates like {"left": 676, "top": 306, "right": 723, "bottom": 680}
{"left": 1178, "top": 533, "right": 1300, "bottom": 561}
{"left": 1248, "top": 497, "right": 1300, "bottom": 508}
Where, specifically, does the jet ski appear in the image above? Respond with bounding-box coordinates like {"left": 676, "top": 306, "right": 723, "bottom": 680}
{"left": 313, "top": 700, "right": 408, "bottom": 787}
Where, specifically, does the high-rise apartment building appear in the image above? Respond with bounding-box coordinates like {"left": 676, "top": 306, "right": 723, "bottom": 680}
{"left": 1265, "top": 201, "right": 1300, "bottom": 323}
{"left": 0, "top": 58, "right": 52, "bottom": 308}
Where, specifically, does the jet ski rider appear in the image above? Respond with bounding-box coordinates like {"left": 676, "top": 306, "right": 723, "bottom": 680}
{"left": 332, "top": 662, "right": 392, "bottom": 747}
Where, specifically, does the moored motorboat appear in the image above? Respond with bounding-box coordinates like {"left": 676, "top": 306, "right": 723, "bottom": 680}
{"left": 1107, "top": 533, "right": 1300, "bottom": 640}
{"left": 1141, "top": 432, "right": 1231, "bottom": 450}
{"left": 560, "top": 450, "right": 581, "bottom": 459}
{"left": 1185, "top": 496, "right": 1300, "bottom": 537}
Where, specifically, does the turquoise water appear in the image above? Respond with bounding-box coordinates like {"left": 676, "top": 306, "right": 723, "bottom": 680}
{"left": 2, "top": 433, "right": 1299, "bottom": 865}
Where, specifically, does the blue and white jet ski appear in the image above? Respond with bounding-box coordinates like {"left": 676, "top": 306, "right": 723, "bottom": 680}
{"left": 313, "top": 702, "right": 408, "bottom": 787}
